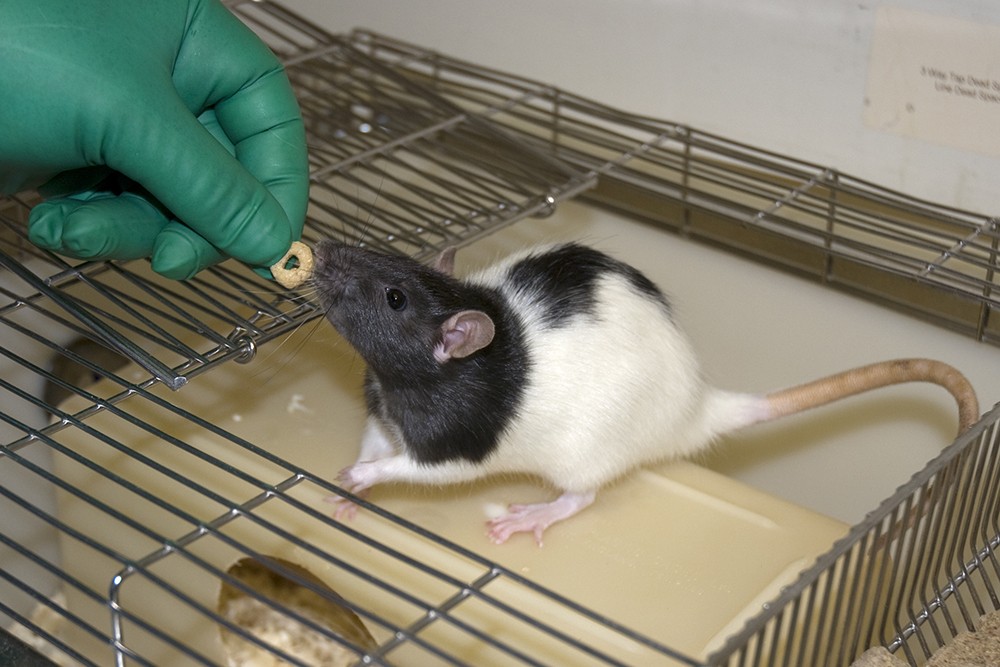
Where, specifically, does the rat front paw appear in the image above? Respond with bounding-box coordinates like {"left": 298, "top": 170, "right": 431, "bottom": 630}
{"left": 337, "top": 461, "right": 381, "bottom": 494}
{"left": 325, "top": 462, "right": 380, "bottom": 521}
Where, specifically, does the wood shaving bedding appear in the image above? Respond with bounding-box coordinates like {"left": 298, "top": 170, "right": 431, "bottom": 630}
{"left": 852, "top": 609, "right": 1000, "bottom": 667}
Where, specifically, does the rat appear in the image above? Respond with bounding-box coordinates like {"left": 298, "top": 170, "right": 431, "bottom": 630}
{"left": 312, "top": 240, "right": 979, "bottom": 545}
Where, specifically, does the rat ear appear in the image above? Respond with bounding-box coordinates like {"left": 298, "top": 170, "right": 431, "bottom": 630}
{"left": 435, "top": 310, "right": 495, "bottom": 362}
{"left": 433, "top": 247, "right": 457, "bottom": 276}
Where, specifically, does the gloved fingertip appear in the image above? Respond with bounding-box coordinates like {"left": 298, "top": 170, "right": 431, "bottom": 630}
{"left": 252, "top": 265, "right": 276, "bottom": 281}
{"left": 151, "top": 226, "right": 225, "bottom": 280}
{"left": 224, "top": 211, "right": 294, "bottom": 270}
{"left": 151, "top": 236, "right": 200, "bottom": 280}
{"left": 61, "top": 223, "right": 116, "bottom": 258}
{"left": 29, "top": 194, "right": 164, "bottom": 261}
{"left": 26, "top": 201, "right": 68, "bottom": 251}
{"left": 30, "top": 200, "right": 118, "bottom": 257}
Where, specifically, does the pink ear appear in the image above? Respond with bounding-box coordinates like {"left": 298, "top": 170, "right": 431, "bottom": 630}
{"left": 435, "top": 310, "right": 495, "bottom": 362}
{"left": 433, "top": 247, "right": 458, "bottom": 275}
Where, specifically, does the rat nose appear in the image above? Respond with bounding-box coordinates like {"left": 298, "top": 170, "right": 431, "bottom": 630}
{"left": 313, "top": 241, "right": 362, "bottom": 304}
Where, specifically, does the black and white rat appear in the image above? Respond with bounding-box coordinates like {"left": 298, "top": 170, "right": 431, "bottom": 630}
{"left": 312, "top": 240, "right": 979, "bottom": 545}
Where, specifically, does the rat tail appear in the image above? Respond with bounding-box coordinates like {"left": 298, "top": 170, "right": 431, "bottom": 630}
{"left": 696, "top": 389, "right": 774, "bottom": 442}
{"left": 763, "top": 358, "right": 979, "bottom": 435}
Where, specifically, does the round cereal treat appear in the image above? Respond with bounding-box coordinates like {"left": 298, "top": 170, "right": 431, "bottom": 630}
{"left": 270, "top": 241, "right": 314, "bottom": 289}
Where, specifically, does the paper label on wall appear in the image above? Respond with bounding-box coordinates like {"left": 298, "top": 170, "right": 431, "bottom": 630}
{"left": 865, "top": 7, "right": 1000, "bottom": 156}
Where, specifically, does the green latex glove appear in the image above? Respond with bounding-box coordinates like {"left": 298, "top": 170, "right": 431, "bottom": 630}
{"left": 0, "top": 0, "right": 309, "bottom": 280}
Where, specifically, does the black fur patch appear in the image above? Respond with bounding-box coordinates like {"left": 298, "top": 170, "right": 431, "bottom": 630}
{"left": 505, "top": 243, "right": 671, "bottom": 327}
{"left": 366, "top": 285, "right": 530, "bottom": 465}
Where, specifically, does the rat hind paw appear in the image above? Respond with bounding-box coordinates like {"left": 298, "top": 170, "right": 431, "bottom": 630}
{"left": 486, "top": 491, "right": 596, "bottom": 546}
{"left": 487, "top": 505, "right": 550, "bottom": 546}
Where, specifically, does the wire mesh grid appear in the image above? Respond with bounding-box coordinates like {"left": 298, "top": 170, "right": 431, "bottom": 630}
{"left": 1, "top": 1, "right": 999, "bottom": 665}
{"left": 709, "top": 403, "right": 1000, "bottom": 667}
{"left": 2, "top": 364, "right": 697, "bottom": 666}
{"left": 343, "top": 29, "right": 999, "bottom": 347}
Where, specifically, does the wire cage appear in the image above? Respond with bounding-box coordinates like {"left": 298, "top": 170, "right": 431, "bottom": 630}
{"left": 1, "top": 1, "right": 999, "bottom": 665}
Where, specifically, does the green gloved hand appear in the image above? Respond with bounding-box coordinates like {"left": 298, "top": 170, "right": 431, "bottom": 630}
{"left": 0, "top": 0, "right": 309, "bottom": 280}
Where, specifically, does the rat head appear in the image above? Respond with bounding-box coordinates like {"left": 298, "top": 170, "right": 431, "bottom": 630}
{"left": 312, "top": 241, "right": 496, "bottom": 376}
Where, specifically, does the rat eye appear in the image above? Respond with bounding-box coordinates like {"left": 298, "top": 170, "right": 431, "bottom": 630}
{"left": 385, "top": 287, "right": 408, "bottom": 311}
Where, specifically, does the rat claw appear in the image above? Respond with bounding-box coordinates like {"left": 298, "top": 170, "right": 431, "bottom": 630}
{"left": 327, "top": 464, "right": 376, "bottom": 521}
{"left": 336, "top": 465, "right": 359, "bottom": 491}
{"left": 337, "top": 460, "right": 386, "bottom": 496}
{"left": 486, "top": 524, "right": 515, "bottom": 545}
{"left": 323, "top": 494, "right": 361, "bottom": 521}
{"left": 486, "top": 505, "right": 550, "bottom": 546}
{"left": 335, "top": 502, "right": 359, "bottom": 521}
